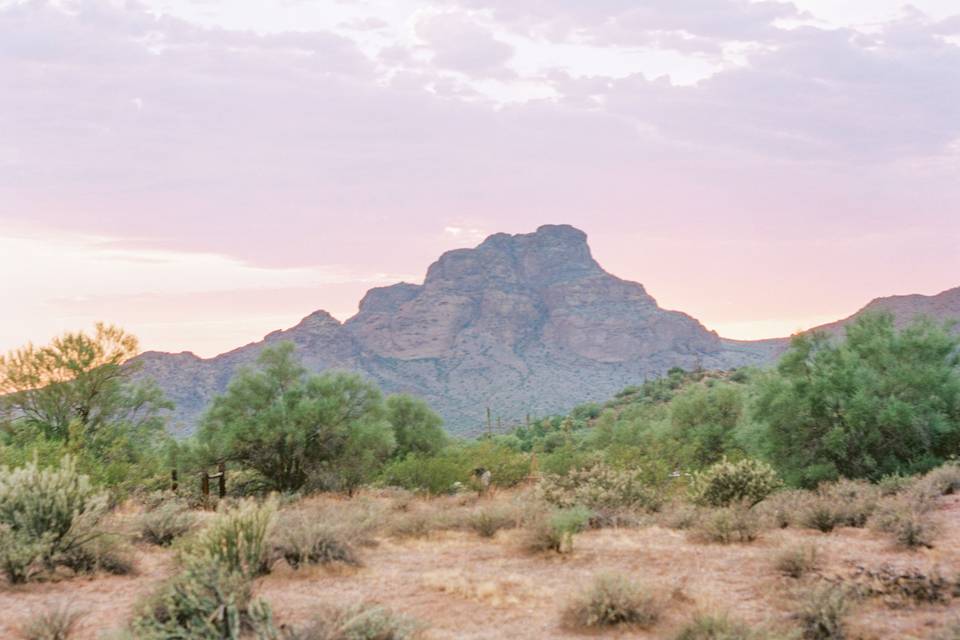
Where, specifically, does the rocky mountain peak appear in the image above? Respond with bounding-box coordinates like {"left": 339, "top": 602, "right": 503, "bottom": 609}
{"left": 423, "top": 224, "right": 603, "bottom": 292}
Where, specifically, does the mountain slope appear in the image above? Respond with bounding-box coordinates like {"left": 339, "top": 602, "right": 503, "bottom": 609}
{"left": 136, "top": 225, "right": 773, "bottom": 435}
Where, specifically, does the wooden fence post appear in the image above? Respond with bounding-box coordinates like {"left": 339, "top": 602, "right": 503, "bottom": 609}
{"left": 218, "top": 462, "right": 226, "bottom": 499}
{"left": 171, "top": 469, "right": 178, "bottom": 492}
{"left": 201, "top": 471, "right": 210, "bottom": 503}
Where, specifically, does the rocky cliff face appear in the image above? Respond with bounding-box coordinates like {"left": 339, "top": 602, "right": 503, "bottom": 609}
{"left": 134, "top": 226, "right": 958, "bottom": 436}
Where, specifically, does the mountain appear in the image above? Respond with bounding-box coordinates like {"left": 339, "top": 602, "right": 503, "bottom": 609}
{"left": 134, "top": 225, "right": 959, "bottom": 436}
{"left": 805, "top": 286, "right": 960, "bottom": 336}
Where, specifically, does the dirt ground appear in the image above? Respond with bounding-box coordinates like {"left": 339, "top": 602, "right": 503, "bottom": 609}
{"left": 2, "top": 493, "right": 958, "bottom": 639}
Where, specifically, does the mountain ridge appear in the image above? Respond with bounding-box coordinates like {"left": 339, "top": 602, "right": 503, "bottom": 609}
{"left": 134, "top": 225, "right": 959, "bottom": 436}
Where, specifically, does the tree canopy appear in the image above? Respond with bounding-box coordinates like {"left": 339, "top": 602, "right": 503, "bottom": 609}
{"left": 754, "top": 313, "right": 960, "bottom": 487}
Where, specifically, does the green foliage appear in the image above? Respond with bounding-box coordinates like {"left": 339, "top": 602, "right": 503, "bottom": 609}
{"left": 0, "top": 324, "right": 173, "bottom": 493}
{"left": 139, "top": 500, "right": 195, "bottom": 546}
{"left": 563, "top": 573, "right": 661, "bottom": 629}
{"left": 671, "top": 383, "right": 744, "bottom": 466}
{"left": 131, "top": 557, "right": 277, "bottom": 640}
{"left": 690, "top": 457, "right": 781, "bottom": 507}
{"left": 0, "top": 456, "right": 109, "bottom": 582}
{"left": 190, "top": 499, "right": 276, "bottom": 578}
{"left": 537, "top": 463, "right": 663, "bottom": 512}
{"left": 755, "top": 313, "right": 960, "bottom": 486}
{"left": 386, "top": 395, "right": 446, "bottom": 458}
{"left": 380, "top": 441, "right": 529, "bottom": 495}
{"left": 286, "top": 603, "right": 422, "bottom": 640}
{"left": 198, "top": 343, "right": 395, "bottom": 493}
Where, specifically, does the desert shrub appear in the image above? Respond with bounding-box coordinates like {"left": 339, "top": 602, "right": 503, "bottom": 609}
{"left": 674, "top": 613, "right": 760, "bottom": 640}
{"left": 190, "top": 498, "right": 275, "bottom": 578}
{"left": 522, "top": 506, "right": 591, "bottom": 554}
{"left": 690, "top": 505, "right": 759, "bottom": 544}
{"left": 755, "top": 490, "right": 809, "bottom": 529}
{"left": 934, "top": 621, "right": 960, "bottom": 640}
{"left": 774, "top": 544, "right": 820, "bottom": 579}
{"left": 387, "top": 510, "right": 442, "bottom": 539}
{"left": 818, "top": 480, "right": 879, "bottom": 528}
{"left": 913, "top": 463, "right": 960, "bottom": 498}
{"left": 690, "top": 458, "right": 781, "bottom": 507}
{"left": 877, "top": 473, "right": 913, "bottom": 496}
{"left": 661, "top": 503, "right": 701, "bottom": 530}
{"left": 18, "top": 603, "right": 83, "bottom": 640}
{"left": 0, "top": 456, "right": 110, "bottom": 582}
{"left": 538, "top": 463, "right": 663, "bottom": 513}
{"left": 847, "top": 563, "right": 953, "bottom": 604}
{"left": 131, "top": 558, "right": 277, "bottom": 640}
{"left": 273, "top": 516, "right": 358, "bottom": 568}
{"left": 286, "top": 602, "right": 422, "bottom": 640}
{"left": 798, "top": 497, "right": 839, "bottom": 533}
{"left": 870, "top": 498, "right": 938, "bottom": 549}
{"left": 467, "top": 506, "right": 516, "bottom": 538}
{"left": 139, "top": 500, "right": 195, "bottom": 546}
{"left": 563, "top": 573, "right": 661, "bottom": 630}
{"left": 795, "top": 586, "right": 849, "bottom": 640}
{"left": 59, "top": 533, "right": 134, "bottom": 576}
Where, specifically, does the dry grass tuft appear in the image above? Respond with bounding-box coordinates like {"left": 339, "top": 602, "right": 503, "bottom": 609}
{"left": 794, "top": 585, "right": 850, "bottom": 640}
{"left": 283, "top": 602, "right": 423, "bottom": 640}
{"left": 689, "top": 505, "right": 760, "bottom": 544}
{"left": 774, "top": 543, "right": 820, "bottom": 579}
{"left": 18, "top": 604, "right": 83, "bottom": 640}
{"left": 673, "top": 612, "right": 764, "bottom": 640}
{"left": 563, "top": 573, "right": 662, "bottom": 630}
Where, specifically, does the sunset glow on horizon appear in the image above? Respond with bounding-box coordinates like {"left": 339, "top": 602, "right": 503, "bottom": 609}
{"left": 2, "top": 0, "right": 959, "bottom": 357}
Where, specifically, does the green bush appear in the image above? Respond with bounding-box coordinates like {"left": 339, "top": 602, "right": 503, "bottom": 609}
{"left": 190, "top": 499, "right": 275, "bottom": 578}
{"left": 538, "top": 463, "right": 663, "bottom": 512}
{"left": 18, "top": 603, "right": 83, "bottom": 640}
{"left": 286, "top": 603, "right": 422, "bottom": 640}
{"left": 131, "top": 558, "right": 277, "bottom": 640}
{"left": 0, "top": 456, "right": 109, "bottom": 582}
{"left": 690, "top": 505, "right": 759, "bottom": 544}
{"left": 379, "top": 455, "right": 463, "bottom": 495}
{"left": 139, "top": 500, "right": 195, "bottom": 546}
{"left": 690, "top": 458, "right": 781, "bottom": 507}
{"left": 563, "top": 573, "right": 661, "bottom": 629}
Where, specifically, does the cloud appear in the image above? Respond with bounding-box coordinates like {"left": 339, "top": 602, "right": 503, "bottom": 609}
{"left": 447, "top": 0, "right": 801, "bottom": 52}
{"left": 415, "top": 11, "right": 514, "bottom": 78}
{"left": 1, "top": 0, "right": 958, "bottom": 349}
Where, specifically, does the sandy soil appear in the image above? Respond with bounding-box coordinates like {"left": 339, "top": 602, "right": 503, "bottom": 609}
{"left": 1, "top": 493, "right": 958, "bottom": 639}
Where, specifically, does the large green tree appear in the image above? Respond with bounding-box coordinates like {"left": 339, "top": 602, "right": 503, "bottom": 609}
{"left": 755, "top": 313, "right": 960, "bottom": 486}
{"left": 385, "top": 394, "right": 446, "bottom": 458}
{"left": 198, "top": 343, "right": 396, "bottom": 492}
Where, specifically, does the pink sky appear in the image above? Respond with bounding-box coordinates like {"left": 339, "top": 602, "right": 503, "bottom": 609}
{"left": 2, "top": 0, "right": 959, "bottom": 357}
